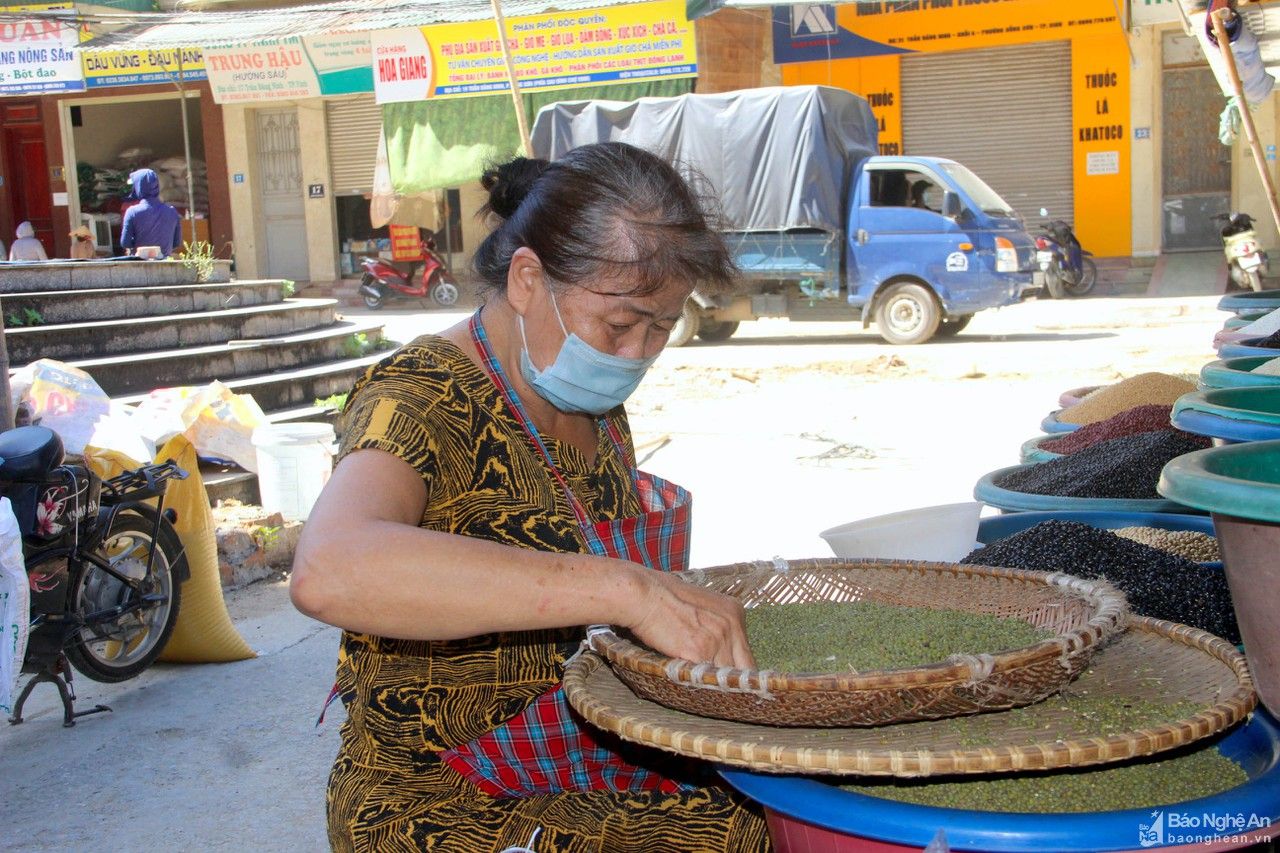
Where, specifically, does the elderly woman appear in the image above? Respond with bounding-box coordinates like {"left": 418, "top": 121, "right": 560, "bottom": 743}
{"left": 9, "top": 222, "right": 47, "bottom": 262}
{"left": 291, "top": 143, "right": 769, "bottom": 852}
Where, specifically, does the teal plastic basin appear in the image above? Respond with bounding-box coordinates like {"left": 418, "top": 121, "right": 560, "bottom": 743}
{"left": 1160, "top": 441, "right": 1280, "bottom": 716}
{"left": 1200, "top": 357, "right": 1280, "bottom": 389}
{"left": 975, "top": 464, "right": 1195, "bottom": 514}
{"left": 1218, "top": 337, "right": 1280, "bottom": 360}
{"left": 1172, "top": 387, "right": 1280, "bottom": 443}
{"left": 1018, "top": 435, "right": 1063, "bottom": 464}
{"left": 1039, "top": 411, "right": 1080, "bottom": 434}
{"left": 1160, "top": 439, "right": 1280, "bottom": 522}
{"left": 1219, "top": 289, "right": 1280, "bottom": 315}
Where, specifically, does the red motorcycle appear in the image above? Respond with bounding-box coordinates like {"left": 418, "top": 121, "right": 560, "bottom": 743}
{"left": 357, "top": 231, "right": 460, "bottom": 310}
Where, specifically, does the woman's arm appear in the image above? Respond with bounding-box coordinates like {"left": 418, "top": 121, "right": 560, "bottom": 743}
{"left": 290, "top": 448, "right": 754, "bottom": 668}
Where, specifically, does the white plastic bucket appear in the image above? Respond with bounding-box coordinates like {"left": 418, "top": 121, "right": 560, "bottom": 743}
{"left": 250, "top": 422, "right": 336, "bottom": 522}
{"left": 819, "top": 502, "right": 984, "bottom": 563}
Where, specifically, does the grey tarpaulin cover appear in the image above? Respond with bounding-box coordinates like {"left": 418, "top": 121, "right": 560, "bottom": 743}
{"left": 529, "top": 85, "right": 878, "bottom": 233}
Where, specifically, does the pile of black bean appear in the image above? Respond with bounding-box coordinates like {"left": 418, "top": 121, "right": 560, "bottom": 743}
{"left": 995, "top": 430, "right": 1208, "bottom": 499}
{"left": 961, "top": 520, "right": 1240, "bottom": 644}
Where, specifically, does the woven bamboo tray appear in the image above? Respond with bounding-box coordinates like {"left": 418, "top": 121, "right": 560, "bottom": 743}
{"left": 588, "top": 558, "right": 1128, "bottom": 727}
{"left": 565, "top": 616, "right": 1256, "bottom": 777}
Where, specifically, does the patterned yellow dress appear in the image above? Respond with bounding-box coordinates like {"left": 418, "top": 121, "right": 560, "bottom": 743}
{"left": 326, "top": 335, "right": 770, "bottom": 852}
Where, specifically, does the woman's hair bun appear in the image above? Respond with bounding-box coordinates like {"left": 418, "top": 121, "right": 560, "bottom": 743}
{"left": 481, "top": 157, "right": 551, "bottom": 219}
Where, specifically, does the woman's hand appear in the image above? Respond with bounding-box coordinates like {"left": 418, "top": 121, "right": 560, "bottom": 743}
{"left": 621, "top": 568, "right": 756, "bottom": 670}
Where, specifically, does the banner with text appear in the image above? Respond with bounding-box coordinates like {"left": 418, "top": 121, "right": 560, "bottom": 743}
{"left": 204, "top": 34, "right": 372, "bottom": 103}
{"left": 0, "top": 5, "right": 84, "bottom": 95}
{"left": 775, "top": 0, "right": 1119, "bottom": 64}
{"left": 83, "top": 47, "right": 206, "bottom": 88}
{"left": 372, "top": 0, "right": 695, "bottom": 104}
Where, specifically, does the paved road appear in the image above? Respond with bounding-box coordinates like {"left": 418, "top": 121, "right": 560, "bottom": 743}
{"left": 0, "top": 294, "right": 1230, "bottom": 851}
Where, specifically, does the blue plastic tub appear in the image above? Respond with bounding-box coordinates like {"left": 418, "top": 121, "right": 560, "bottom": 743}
{"left": 1218, "top": 337, "right": 1280, "bottom": 360}
{"left": 1018, "top": 435, "right": 1063, "bottom": 464}
{"left": 1218, "top": 289, "right": 1280, "bottom": 316}
{"left": 720, "top": 709, "right": 1280, "bottom": 853}
{"left": 1199, "top": 357, "right": 1280, "bottom": 390}
{"left": 1172, "top": 386, "right": 1280, "bottom": 444}
{"left": 1039, "top": 411, "right": 1080, "bottom": 434}
{"left": 974, "top": 510, "right": 1219, "bottom": 568}
{"left": 974, "top": 465, "right": 1196, "bottom": 514}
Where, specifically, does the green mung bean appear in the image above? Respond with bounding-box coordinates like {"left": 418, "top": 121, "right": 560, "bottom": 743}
{"left": 841, "top": 742, "right": 1246, "bottom": 812}
{"left": 744, "top": 601, "right": 1051, "bottom": 673}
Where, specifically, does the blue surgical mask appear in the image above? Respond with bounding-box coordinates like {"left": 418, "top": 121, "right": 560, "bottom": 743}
{"left": 518, "top": 288, "right": 658, "bottom": 415}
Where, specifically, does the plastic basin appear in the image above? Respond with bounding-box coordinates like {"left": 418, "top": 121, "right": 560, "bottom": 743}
{"left": 819, "top": 502, "right": 983, "bottom": 563}
{"left": 1058, "top": 385, "right": 1100, "bottom": 409}
{"left": 974, "top": 510, "right": 1220, "bottom": 568}
{"left": 1199, "top": 357, "right": 1280, "bottom": 390}
{"left": 1039, "top": 411, "right": 1081, "bottom": 434}
{"left": 1018, "top": 435, "right": 1064, "bottom": 464}
{"left": 720, "top": 709, "right": 1280, "bottom": 852}
{"left": 1172, "top": 387, "right": 1280, "bottom": 444}
{"left": 1217, "top": 337, "right": 1280, "bottom": 360}
{"left": 974, "top": 464, "right": 1196, "bottom": 515}
{"left": 1218, "top": 289, "right": 1280, "bottom": 315}
{"left": 1161, "top": 440, "right": 1280, "bottom": 716}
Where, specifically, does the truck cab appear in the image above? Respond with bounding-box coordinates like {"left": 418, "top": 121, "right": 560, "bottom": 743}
{"left": 849, "top": 156, "right": 1039, "bottom": 344}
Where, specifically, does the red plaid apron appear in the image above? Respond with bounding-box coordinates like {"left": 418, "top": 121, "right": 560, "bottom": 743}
{"left": 435, "top": 313, "right": 693, "bottom": 798}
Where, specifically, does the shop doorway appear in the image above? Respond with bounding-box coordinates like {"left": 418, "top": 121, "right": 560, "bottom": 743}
{"left": 67, "top": 95, "right": 208, "bottom": 255}
{"left": 255, "top": 108, "right": 308, "bottom": 281}
{"left": 1162, "top": 47, "right": 1231, "bottom": 251}
{"left": 1, "top": 102, "right": 53, "bottom": 254}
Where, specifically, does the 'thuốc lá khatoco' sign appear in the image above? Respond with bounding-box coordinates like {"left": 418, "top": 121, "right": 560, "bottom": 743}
{"left": 0, "top": 5, "right": 85, "bottom": 94}
{"left": 203, "top": 34, "right": 372, "bottom": 103}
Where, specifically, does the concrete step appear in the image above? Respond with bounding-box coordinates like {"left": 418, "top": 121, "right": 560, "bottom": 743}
{"left": 6, "top": 297, "right": 339, "bottom": 365}
{"left": 0, "top": 259, "right": 232, "bottom": 294}
{"left": 2, "top": 280, "right": 287, "bottom": 326}
{"left": 63, "top": 319, "right": 386, "bottom": 396}
{"left": 115, "top": 352, "right": 383, "bottom": 414}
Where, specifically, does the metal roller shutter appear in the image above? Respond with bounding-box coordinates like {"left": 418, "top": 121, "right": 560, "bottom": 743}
{"left": 326, "top": 96, "right": 382, "bottom": 196}
{"left": 902, "top": 42, "right": 1073, "bottom": 231}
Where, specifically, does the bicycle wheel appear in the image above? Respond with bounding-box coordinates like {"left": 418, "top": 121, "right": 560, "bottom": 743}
{"left": 66, "top": 509, "right": 183, "bottom": 683}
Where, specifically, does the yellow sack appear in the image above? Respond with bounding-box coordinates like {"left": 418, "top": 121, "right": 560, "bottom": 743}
{"left": 84, "top": 436, "right": 255, "bottom": 663}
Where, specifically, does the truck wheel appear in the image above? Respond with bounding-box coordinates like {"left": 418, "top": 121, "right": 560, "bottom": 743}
{"left": 935, "top": 314, "right": 973, "bottom": 338}
{"left": 875, "top": 282, "right": 941, "bottom": 345}
{"left": 697, "top": 320, "right": 739, "bottom": 342}
{"left": 667, "top": 301, "right": 699, "bottom": 347}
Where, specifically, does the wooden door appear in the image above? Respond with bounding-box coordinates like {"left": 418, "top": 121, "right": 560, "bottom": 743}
{"left": 1, "top": 104, "right": 53, "bottom": 256}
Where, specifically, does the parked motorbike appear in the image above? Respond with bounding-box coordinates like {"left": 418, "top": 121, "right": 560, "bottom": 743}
{"left": 358, "top": 231, "right": 460, "bottom": 310}
{"left": 1214, "top": 212, "right": 1268, "bottom": 292}
{"left": 3, "top": 426, "right": 189, "bottom": 726}
{"left": 1035, "top": 218, "right": 1097, "bottom": 299}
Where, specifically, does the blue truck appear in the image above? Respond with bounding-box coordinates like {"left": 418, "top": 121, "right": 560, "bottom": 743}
{"left": 531, "top": 86, "right": 1041, "bottom": 345}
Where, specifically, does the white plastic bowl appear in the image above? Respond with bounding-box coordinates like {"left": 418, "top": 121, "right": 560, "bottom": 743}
{"left": 819, "top": 502, "right": 984, "bottom": 562}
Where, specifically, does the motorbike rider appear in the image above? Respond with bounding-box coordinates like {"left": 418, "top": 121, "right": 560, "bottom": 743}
{"left": 120, "top": 169, "right": 183, "bottom": 259}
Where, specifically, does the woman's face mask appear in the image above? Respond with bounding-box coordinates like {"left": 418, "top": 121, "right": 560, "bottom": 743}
{"left": 517, "top": 286, "right": 659, "bottom": 415}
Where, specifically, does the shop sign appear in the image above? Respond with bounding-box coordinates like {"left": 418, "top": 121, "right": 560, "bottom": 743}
{"left": 390, "top": 225, "right": 420, "bottom": 260}
{"left": 0, "top": 4, "right": 84, "bottom": 94}
{"left": 773, "top": 0, "right": 1120, "bottom": 64}
{"left": 204, "top": 34, "right": 372, "bottom": 104}
{"left": 82, "top": 46, "right": 206, "bottom": 88}
{"left": 372, "top": 0, "right": 697, "bottom": 104}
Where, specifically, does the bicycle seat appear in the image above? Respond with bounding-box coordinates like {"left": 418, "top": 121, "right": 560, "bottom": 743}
{"left": 0, "top": 426, "right": 64, "bottom": 481}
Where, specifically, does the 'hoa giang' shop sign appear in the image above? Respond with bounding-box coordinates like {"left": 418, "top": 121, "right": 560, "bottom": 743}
{"left": 82, "top": 46, "right": 206, "bottom": 88}
{"left": 371, "top": 0, "right": 696, "bottom": 103}
{"left": 203, "top": 33, "right": 372, "bottom": 103}
{"left": 0, "top": 4, "right": 84, "bottom": 94}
